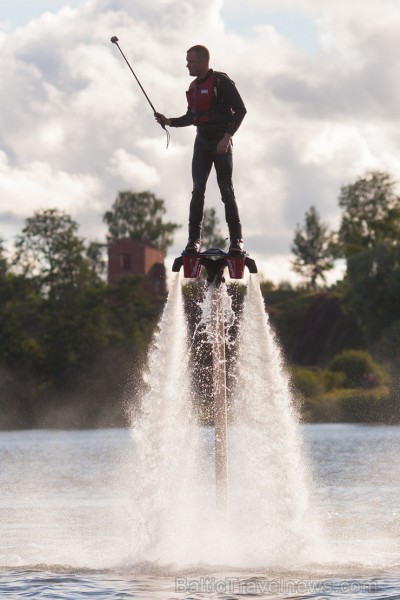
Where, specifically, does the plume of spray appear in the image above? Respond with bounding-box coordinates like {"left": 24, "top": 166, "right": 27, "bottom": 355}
{"left": 127, "top": 272, "right": 325, "bottom": 568}
{"left": 128, "top": 273, "right": 205, "bottom": 564}
{"left": 227, "top": 275, "right": 324, "bottom": 566}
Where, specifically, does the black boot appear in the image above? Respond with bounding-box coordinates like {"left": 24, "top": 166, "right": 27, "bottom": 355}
{"left": 184, "top": 238, "right": 201, "bottom": 253}
{"left": 228, "top": 222, "right": 244, "bottom": 254}
{"left": 184, "top": 222, "right": 202, "bottom": 254}
{"left": 229, "top": 239, "right": 244, "bottom": 254}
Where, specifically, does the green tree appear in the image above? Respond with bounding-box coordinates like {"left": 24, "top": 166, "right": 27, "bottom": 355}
{"left": 347, "top": 243, "right": 400, "bottom": 344}
{"left": 11, "top": 209, "right": 109, "bottom": 387}
{"left": 291, "top": 205, "right": 334, "bottom": 289}
{"left": 103, "top": 190, "right": 180, "bottom": 253}
{"left": 86, "top": 241, "right": 107, "bottom": 277}
{"left": 201, "top": 207, "right": 227, "bottom": 249}
{"left": 14, "top": 208, "right": 94, "bottom": 299}
{"left": 1, "top": 208, "right": 169, "bottom": 427}
{"left": 0, "top": 272, "right": 43, "bottom": 369}
{"left": 328, "top": 349, "right": 384, "bottom": 388}
{"left": 0, "top": 238, "right": 7, "bottom": 276}
{"left": 337, "top": 171, "right": 400, "bottom": 257}
{"left": 0, "top": 271, "right": 45, "bottom": 428}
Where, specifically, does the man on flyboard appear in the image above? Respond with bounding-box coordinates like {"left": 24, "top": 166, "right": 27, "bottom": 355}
{"left": 155, "top": 45, "right": 247, "bottom": 255}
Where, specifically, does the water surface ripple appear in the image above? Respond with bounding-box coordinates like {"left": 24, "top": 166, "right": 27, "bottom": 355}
{"left": 0, "top": 425, "right": 400, "bottom": 598}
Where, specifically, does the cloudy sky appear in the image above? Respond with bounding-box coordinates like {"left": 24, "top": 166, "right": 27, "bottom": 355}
{"left": 1, "top": 0, "right": 399, "bottom": 283}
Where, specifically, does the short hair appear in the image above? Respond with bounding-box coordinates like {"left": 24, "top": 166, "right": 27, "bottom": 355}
{"left": 187, "top": 45, "right": 210, "bottom": 62}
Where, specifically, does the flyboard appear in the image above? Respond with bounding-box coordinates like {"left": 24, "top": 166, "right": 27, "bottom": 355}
{"left": 172, "top": 248, "right": 257, "bottom": 283}
{"left": 172, "top": 249, "right": 257, "bottom": 511}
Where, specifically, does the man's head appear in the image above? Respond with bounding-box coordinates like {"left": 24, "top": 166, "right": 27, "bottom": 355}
{"left": 186, "top": 45, "right": 210, "bottom": 78}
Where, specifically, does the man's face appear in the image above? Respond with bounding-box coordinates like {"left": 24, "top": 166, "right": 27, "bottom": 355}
{"left": 186, "top": 51, "right": 208, "bottom": 77}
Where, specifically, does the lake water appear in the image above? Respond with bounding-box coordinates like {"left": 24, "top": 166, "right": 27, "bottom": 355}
{"left": 0, "top": 424, "right": 400, "bottom": 599}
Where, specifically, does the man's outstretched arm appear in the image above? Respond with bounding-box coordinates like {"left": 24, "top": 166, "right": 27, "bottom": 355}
{"left": 155, "top": 110, "right": 194, "bottom": 128}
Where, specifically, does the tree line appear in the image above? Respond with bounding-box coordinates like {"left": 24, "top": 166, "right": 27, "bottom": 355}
{"left": 287, "top": 170, "right": 400, "bottom": 421}
{"left": 0, "top": 191, "right": 181, "bottom": 429}
{"left": 0, "top": 190, "right": 229, "bottom": 429}
{"left": 291, "top": 170, "right": 400, "bottom": 349}
{"left": 1, "top": 171, "right": 400, "bottom": 427}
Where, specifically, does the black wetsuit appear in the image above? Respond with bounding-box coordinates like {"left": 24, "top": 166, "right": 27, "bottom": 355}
{"left": 170, "top": 69, "right": 247, "bottom": 248}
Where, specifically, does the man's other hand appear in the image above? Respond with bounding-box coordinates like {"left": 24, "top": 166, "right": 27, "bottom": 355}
{"left": 217, "top": 133, "right": 232, "bottom": 154}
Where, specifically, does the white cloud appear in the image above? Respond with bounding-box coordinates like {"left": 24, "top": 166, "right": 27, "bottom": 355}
{"left": 0, "top": 151, "right": 102, "bottom": 216}
{"left": 1, "top": 0, "right": 400, "bottom": 283}
{"left": 108, "top": 149, "right": 159, "bottom": 188}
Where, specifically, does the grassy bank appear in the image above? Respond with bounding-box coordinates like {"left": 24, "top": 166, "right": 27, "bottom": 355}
{"left": 301, "top": 386, "right": 400, "bottom": 424}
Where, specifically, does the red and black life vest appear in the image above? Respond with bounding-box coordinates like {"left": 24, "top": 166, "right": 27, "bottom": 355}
{"left": 186, "top": 71, "right": 227, "bottom": 125}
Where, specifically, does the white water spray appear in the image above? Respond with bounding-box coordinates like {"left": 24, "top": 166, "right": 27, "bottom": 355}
{"left": 130, "top": 272, "right": 323, "bottom": 567}
{"left": 228, "top": 275, "right": 322, "bottom": 566}
{"left": 129, "top": 274, "right": 204, "bottom": 564}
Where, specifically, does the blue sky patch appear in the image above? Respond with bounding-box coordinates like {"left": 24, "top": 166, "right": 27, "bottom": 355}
{"left": 221, "top": 6, "right": 320, "bottom": 54}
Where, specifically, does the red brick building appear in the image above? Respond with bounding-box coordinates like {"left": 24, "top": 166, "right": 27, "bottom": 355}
{"left": 107, "top": 237, "right": 166, "bottom": 296}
